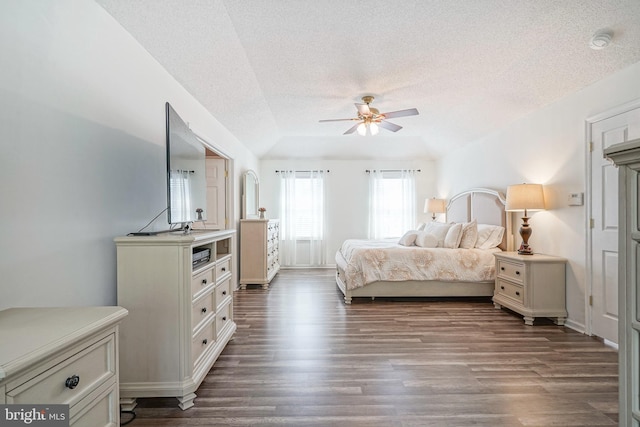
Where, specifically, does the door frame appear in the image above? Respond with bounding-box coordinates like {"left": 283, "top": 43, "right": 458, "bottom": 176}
{"left": 585, "top": 98, "right": 640, "bottom": 338}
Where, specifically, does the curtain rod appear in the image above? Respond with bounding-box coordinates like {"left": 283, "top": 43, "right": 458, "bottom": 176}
{"left": 275, "top": 170, "right": 330, "bottom": 173}
{"left": 365, "top": 169, "right": 421, "bottom": 173}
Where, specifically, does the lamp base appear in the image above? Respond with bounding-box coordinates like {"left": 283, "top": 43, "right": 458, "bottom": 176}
{"left": 517, "top": 242, "right": 534, "bottom": 255}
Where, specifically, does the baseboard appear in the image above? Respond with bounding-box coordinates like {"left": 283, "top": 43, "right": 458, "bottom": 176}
{"left": 562, "top": 318, "right": 585, "bottom": 334}
{"left": 280, "top": 265, "right": 336, "bottom": 270}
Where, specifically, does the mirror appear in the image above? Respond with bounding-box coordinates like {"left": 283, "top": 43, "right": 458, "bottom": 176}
{"left": 242, "top": 170, "right": 259, "bottom": 219}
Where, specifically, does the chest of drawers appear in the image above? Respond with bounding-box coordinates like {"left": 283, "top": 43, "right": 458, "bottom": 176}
{"left": 493, "top": 252, "right": 567, "bottom": 326}
{"left": 0, "top": 307, "right": 127, "bottom": 426}
{"left": 115, "top": 229, "right": 236, "bottom": 410}
{"left": 239, "top": 219, "right": 280, "bottom": 289}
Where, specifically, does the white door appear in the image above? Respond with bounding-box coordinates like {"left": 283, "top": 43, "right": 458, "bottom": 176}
{"left": 205, "top": 158, "right": 227, "bottom": 229}
{"left": 590, "top": 106, "right": 640, "bottom": 343}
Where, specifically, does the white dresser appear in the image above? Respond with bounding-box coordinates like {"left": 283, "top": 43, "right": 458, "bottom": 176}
{"left": 493, "top": 252, "right": 567, "bottom": 326}
{"left": 239, "top": 219, "right": 280, "bottom": 289}
{"left": 604, "top": 139, "right": 640, "bottom": 427}
{"left": 114, "top": 229, "right": 236, "bottom": 410}
{"left": 0, "top": 306, "right": 128, "bottom": 427}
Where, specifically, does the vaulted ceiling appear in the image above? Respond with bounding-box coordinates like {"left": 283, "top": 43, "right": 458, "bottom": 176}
{"left": 96, "top": 0, "right": 640, "bottom": 160}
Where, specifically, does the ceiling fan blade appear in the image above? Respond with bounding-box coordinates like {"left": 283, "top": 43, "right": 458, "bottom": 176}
{"left": 379, "top": 120, "right": 403, "bottom": 132}
{"left": 344, "top": 123, "right": 361, "bottom": 135}
{"left": 319, "top": 118, "right": 358, "bottom": 122}
{"left": 380, "top": 108, "right": 419, "bottom": 119}
{"left": 355, "top": 103, "right": 371, "bottom": 116}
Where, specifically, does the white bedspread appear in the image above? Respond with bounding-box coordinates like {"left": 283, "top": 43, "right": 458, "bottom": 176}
{"left": 336, "top": 238, "right": 499, "bottom": 290}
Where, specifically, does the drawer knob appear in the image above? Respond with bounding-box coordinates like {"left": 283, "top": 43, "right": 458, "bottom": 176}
{"left": 201, "top": 307, "right": 207, "bottom": 313}
{"left": 500, "top": 286, "right": 505, "bottom": 290}
{"left": 500, "top": 267, "right": 505, "bottom": 271}
{"left": 202, "top": 278, "right": 207, "bottom": 285}
{"left": 221, "top": 267, "right": 226, "bottom": 272}
{"left": 222, "top": 316, "right": 227, "bottom": 321}
{"left": 515, "top": 271, "right": 520, "bottom": 275}
{"left": 65, "top": 375, "right": 80, "bottom": 389}
{"left": 516, "top": 291, "right": 520, "bottom": 296}
{"left": 222, "top": 291, "right": 227, "bottom": 296}
{"left": 202, "top": 338, "right": 208, "bottom": 345}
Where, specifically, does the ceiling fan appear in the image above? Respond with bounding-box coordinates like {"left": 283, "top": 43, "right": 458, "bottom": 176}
{"left": 319, "top": 96, "right": 419, "bottom": 135}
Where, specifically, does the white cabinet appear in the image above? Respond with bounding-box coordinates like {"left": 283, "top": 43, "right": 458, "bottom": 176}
{"left": 604, "top": 139, "right": 640, "bottom": 427}
{"left": 0, "top": 306, "right": 127, "bottom": 426}
{"left": 239, "top": 219, "right": 280, "bottom": 289}
{"left": 493, "top": 252, "right": 567, "bottom": 325}
{"left": 114, "top": 229, "right": 236, "bottom": 410}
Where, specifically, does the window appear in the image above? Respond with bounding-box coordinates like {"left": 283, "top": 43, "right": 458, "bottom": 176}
{"left": 279, "top": 170, "right": 326, "bottom": 266}
{"left": 368, "top": 170, "right": 417, "bottom": 239}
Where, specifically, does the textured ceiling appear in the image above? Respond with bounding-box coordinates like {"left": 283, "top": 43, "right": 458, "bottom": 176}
{"left": 96, "top": 0, "right": 640, "bottom": 160}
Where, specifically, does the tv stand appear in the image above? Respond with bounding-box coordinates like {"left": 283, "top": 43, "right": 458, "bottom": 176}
{"left": 115, "top": 229, "right": 236, "bottom": 410}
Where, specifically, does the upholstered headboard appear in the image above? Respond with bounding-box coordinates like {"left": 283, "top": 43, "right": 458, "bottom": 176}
{"left": 446, "top": 188, "right": 512, "bottom": 251}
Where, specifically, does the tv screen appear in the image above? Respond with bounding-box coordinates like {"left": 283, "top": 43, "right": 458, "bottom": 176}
{"left": 165, "top": 103, "right": 207, "bottom": 226}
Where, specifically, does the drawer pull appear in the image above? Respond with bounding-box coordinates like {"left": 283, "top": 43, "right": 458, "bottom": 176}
{"left": 202, "top": 339, "right": 208, "bottom": 345}
{"left": 202, "top": 279, "right": 207, "bottom": 286}
{"left": 65, "top": 375, "right": 80, "bottom": 390}
{"left": 500, "top": 267, "right": 505, "bottom": 271}
{"left": 221, "top": 267, "right": 226, "bottom": 272}
{"left": 515, "top": 291, "right": 520, "bottom": 296}
{"left": 500, "top": 286, "right": 505, "bottom": 290}
{"left": 515, "top": 271, "right": 520, "bottom": 275}
{"left": 222, "top": 291, "right": 227, "bottom": 296}
{"left": 201, "top": 307, "right": 207, "bottom": 313}
{"left": 222, "top": 316, "right": 227, "bottom": 321}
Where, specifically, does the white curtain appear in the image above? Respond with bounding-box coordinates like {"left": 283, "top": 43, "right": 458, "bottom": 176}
{"left": 169, "top": 170, "right": 192, "bottom": 223}
{"left": 279, "top": 170, "right": 326, "bottom": 266}
{"left": 368, "top": 169, "right": 416, "bottom": 239}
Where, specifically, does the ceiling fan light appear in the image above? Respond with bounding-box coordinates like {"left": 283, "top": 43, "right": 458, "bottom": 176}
{"left": 369, "top": 122, "right": 379, "bottom": 135}
{"left": 357, "top": 123, "right": 367, "bottom": 136}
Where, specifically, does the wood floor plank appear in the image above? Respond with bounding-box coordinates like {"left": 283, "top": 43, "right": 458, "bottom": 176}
{"left": 130, "top": 268, "right": 619, "bottom": 426}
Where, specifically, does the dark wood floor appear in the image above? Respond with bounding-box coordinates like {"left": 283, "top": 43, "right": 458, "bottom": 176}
{"left": 128, "top": 269, "right": 619, "bottom": 426}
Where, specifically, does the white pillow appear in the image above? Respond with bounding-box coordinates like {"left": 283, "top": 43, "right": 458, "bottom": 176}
{"left": 444, "top": 223, "right": 463, "bottom": 248}
{"left": 415, "top": 232, "right": 438, "bottom": 248}
{"left": 459, "top": 219, "right": 478, "bottom": 249}
{"left": 398, "top": 230, "right": 419, "bottom": 246}
{"left": 423, "top": 222, "right": 453, "bottom": 247}
{"left": 416, "top": 222, "right": 426, "bottom": 231}
{"left": 475, "top": 224, "right": 505, "bottom": 249}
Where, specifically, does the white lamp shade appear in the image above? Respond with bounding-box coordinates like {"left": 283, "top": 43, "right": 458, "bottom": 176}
{"left": 505, "top": 184, "right": 545, "bottom": 212}
{"left": 424, "top": 198, "right": 446, "bottom": 214}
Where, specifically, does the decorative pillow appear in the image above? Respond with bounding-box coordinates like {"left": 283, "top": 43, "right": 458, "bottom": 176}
{"left": 459, "top": 219, "right": 478, "bottom": 249}
{"left": 398, "top": 230, "right": 419, "bottom": 246}
{"left": 423, "top": 222, "right": 453, "bottom": 247}
{"left": 475, "top": 224, "right": 505, "bottom": 249}
{"left": 444, "top": 223, "right": 463, "bottom": 248}
{"left": 416, "top": 222, "right": 426, "bottom": 231}
{"left": 415, "top": 232, "right": 438, "bottom": 248}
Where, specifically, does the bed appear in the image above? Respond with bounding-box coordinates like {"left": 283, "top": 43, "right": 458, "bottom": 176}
{"left": 335, "top": 188, "right": 513, "bottom": 304}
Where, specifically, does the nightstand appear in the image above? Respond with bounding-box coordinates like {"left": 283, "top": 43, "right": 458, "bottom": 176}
{"left": 493, "top": 252, "right": 567, "bottom": 326}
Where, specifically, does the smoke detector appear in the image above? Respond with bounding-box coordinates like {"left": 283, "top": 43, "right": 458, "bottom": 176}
{"left": 589, "top": 30, "right": 613, "bottom": 50}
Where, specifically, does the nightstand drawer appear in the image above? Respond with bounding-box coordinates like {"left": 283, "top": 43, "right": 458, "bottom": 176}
{"left": 496, "top": 278, "right": 524, "bottom": 304}
{"left": 497, "top": 260, "right": 524, "bottom": 283}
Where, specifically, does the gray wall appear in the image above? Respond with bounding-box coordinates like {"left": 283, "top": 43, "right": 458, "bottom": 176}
{"left": 0, "top": 1, "right": 257, "bottom": 310}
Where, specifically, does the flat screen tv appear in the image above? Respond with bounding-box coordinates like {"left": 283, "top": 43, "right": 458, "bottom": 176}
{"left": 166, "top": 102, "right": 207, "bottom": 227}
